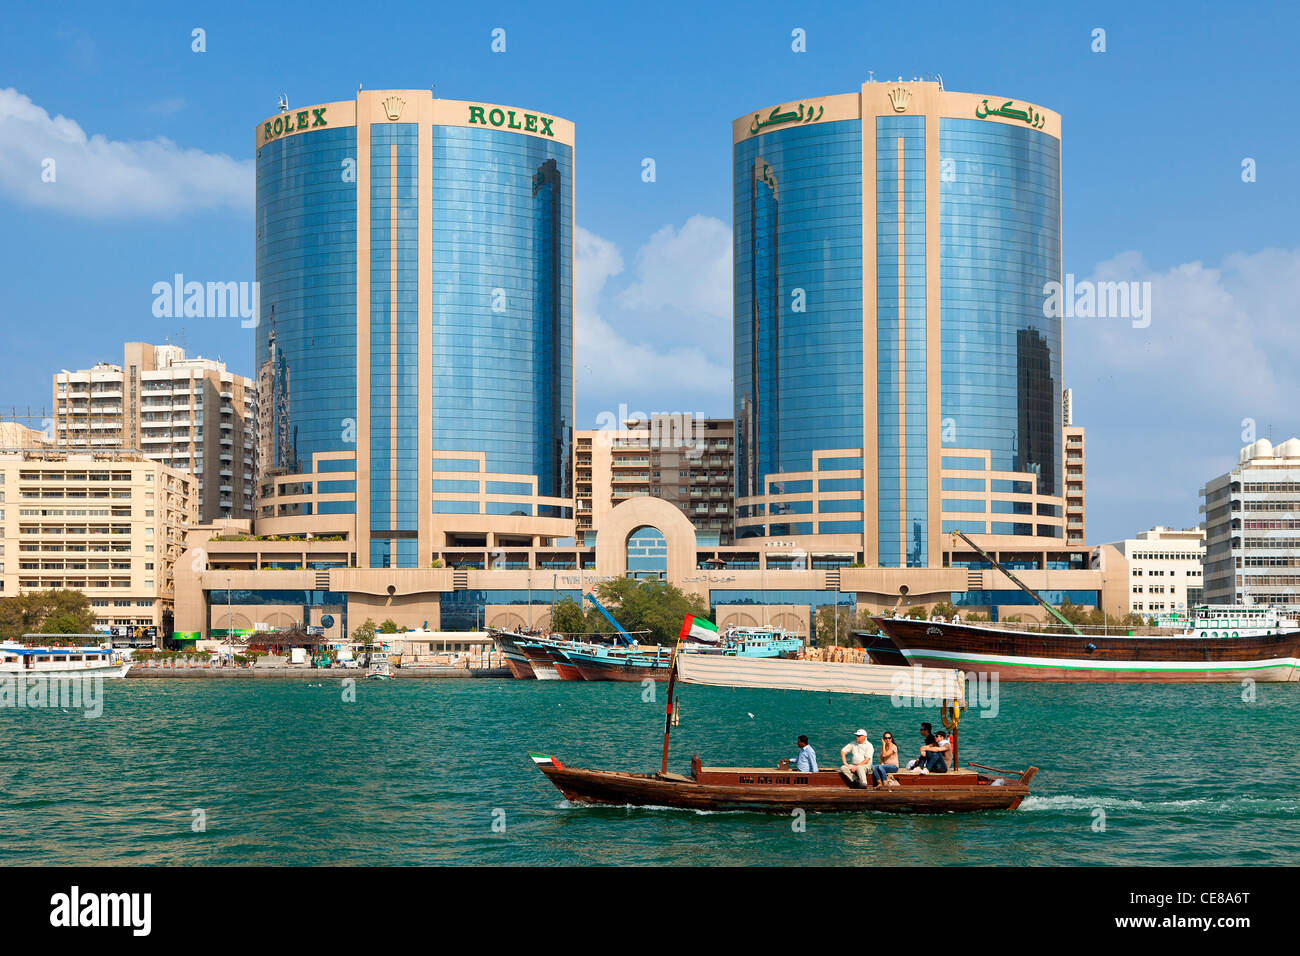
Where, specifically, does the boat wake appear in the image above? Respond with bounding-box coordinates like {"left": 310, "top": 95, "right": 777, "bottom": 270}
{"left": 1020, "top": 794, "right": 1300, "bottom": 816}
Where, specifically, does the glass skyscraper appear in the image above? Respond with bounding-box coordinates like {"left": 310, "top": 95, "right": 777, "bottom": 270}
{"left": 255, "top": 90, "right": 574, "bottom": 568}
{"left": 734, "top": 81, "right": 1064, "bottom": 568}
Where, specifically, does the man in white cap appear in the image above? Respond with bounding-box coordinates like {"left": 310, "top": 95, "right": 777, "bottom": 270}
{"left": 839, "top": 729, "right": 874, "bottom": 788}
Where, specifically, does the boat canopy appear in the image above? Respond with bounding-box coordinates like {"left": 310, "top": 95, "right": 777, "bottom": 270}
{"left": 676, "top": 654, "right": 963, "bottom": 698}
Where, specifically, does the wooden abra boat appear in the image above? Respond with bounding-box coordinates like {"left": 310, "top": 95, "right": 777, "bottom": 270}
{"left": 531, "top": 651, "right": 1038, "bottom": 814}
{"left": 532, "top": 754, "right": 1035, "bottom": 814}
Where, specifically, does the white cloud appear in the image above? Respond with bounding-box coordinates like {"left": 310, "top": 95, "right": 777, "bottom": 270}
{"left": 1069, "top": 246, "right": 1300, "bottom": 541}
{"left": 616, "top": 214, "right": 732, "bottom": 326}
{"left": 574, "top": 223, "right": 732, "bottom": 418}
{"left": 0, "top": 88, "right": 252, "bottom": 218}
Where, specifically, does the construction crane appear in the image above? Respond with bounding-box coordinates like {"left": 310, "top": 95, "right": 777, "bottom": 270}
{"left": 949, "top": 529, "right": 1084, "bottom": 637}
{"left": 583, "top": 591, "right": 635, "bottom": 646}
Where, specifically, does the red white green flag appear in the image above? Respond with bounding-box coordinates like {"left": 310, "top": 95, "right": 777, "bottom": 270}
{"left": 679, "top": 614, "right": 720, "bottom": 644}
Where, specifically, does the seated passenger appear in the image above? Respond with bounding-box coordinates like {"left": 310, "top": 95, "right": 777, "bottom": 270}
{"left": 872, "top": 732, "right": 899, "bottom": 785}
{"left": 919, "top": 730, "right": 951, "bottom": 773}
{"left": 905, "top": 722, "right": 937, "bottom": 770}
{"left": 839, "top": 729, "right": 874, "bottom": 788}
{"left": 792, "top": 734, "right": 818, "bottom": 772}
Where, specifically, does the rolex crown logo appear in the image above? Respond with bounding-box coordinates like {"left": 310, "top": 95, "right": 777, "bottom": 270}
{"left": 888, "top": 85, "right": 911, "bottom": 112}
{"left": 382, "top": 96, "right": 406, "bottom": 121}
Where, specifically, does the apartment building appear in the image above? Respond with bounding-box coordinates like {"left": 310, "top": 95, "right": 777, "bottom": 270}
{"left": 1103, "top": 526, "right": 1205, "bottom": 616}
{"left": 53, "top": 342, "right": 256, "bottom": 522}
{"left": 0, "top": 448, "right": 197, "bottom": 637}
{"left": 576, "top": 416, "right": 735, "bottom": 547}
{"left": 1064, "top": 425, "right": 1085, "bottom": 546}
{"left": 1202, "top": 437, "right": 1300, "bottom": 607}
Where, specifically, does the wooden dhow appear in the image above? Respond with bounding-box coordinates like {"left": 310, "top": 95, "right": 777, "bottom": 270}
{"left": 531, "top": 650, "right": 1037, "bottom": 814}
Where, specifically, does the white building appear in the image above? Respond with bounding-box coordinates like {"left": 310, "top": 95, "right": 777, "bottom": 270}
{"left": 1102, "top": 526, "right": 1205, "bottom": 617}
{"left": 53, "top": 343, "right": 256, "bottom": 523}
{"left": 1201, "top": 437, "right": 1300, "bottom": 608}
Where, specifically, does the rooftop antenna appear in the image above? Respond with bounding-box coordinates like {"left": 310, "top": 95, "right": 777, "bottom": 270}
{"left": 935, "top": 72, "right": 944, "bottom": 90}
{"left": 277, "top": 93, "right": 289, "bottom": 113}
{"left": 867, "top": 70, "right": 874, "bottom": 82}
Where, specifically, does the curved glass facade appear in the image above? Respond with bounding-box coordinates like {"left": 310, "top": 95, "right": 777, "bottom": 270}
{"left": 939, "top": 119, "right": 1061, "bottom": 496}
{"left": 733, "top": 121, "right": 864, "bottom": 505}
{"left": 256, "top": 125, "right": 359, "bottom": 480}
{"left": 255, "top": 92, "right": 574, "bottom": 568}
{"left": 733, "top": 83, "right": 1063, "bottom": 566}
{"left": 430, "top": 127, "right": 573, "bottom": 507}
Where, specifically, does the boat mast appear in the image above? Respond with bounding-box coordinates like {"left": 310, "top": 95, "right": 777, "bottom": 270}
{"left": 659, "top": 621, "right": 691, "bottom": 774}
{"left": 950, "top": 530, "right": 1084, "bottom": 637}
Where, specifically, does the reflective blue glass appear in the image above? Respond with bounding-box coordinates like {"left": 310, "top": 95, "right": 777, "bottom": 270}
{"left": 734, "top": 122, "right": 864, "bottom": 500}
{"left": 256, "top": 127, "right": 358, "bottom": 475}
{"left": 430, "top": 127, "right": 573, "bottom": 507}
{"left": 940, "top": 119, "right": 1061, "bottom": 498}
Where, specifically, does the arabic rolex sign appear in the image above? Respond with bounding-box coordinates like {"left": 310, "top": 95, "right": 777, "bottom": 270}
{"left": 263, "top": 107, "right": 328, "bottom": 142}
{"left": 973, "top": 98, "right": 1046, "bottom": 130}
{"left": 468, "top": 105, "right": 555, "bottom": 136}
{"left": 748, "top": 102, "right": 824, "bottom": 136}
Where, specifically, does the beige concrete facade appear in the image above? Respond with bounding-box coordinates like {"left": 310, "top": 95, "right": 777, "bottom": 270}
{"left": 53, "top": 343, "right": 256, "bottom": 522}
{"left": 173, "top": 493, "right": 1128, "bottom": 640}
{"left": 1098, "top": 526, "right": 1204, "bottom": 616}
{"left": 2, "top": 448, "right": 196, "bottom": 636}
{"left": 1064, "top": 425, "right": 1086, "bottom": 545}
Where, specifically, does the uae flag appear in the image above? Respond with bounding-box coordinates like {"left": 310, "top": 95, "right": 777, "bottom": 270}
{"left": 679, "top": 614, "right": 720, "bottom": 644}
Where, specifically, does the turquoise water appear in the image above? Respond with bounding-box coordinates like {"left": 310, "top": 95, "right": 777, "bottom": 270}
{"left": 2, "top": 678, "right": 1296, "bottom": 866}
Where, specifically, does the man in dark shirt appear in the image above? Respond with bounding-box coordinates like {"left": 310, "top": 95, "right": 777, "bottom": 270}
{"left": 906, "top": 721, "right": 937, "bottom": 770}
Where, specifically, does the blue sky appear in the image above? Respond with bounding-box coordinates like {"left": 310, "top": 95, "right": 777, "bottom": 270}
{"left": 1, "top": 0, "right": 1296, "bottom": 544}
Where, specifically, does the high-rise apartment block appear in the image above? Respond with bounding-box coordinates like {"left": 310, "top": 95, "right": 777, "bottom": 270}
{"left": 53, "top": 343, "right": 256, "bottom": 522}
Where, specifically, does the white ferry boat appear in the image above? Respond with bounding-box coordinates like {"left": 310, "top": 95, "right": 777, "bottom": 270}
{"left": 1161, "top": 605, "right": 1299, "bottom": 639}
{"left": 0, "top": 641, "right": 132, "bottom": 678}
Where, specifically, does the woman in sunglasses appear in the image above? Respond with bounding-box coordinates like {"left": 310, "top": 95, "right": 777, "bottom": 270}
{"left": 873, "top": 731, "right": 900, "bottom": 786}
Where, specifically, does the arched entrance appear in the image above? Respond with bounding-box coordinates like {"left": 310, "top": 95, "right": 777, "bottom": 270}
{"left": 626, "top": 526, "right": 668, "bottom": 580}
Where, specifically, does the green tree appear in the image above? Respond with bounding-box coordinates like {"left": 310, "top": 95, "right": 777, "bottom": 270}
{"left": 0, "top": 589, "right": 96, "bottom": 641}
{"left": 590, "top": 577, "right": 710, "bottom": 644}
{"left": 550, "top": 596, "right": 586, "bottom": 635}
{"left": 350, "top": 617, "right": 378, "bottom": 643}
{"left": 378, "top": 619, "right": 399, "bottom": 634}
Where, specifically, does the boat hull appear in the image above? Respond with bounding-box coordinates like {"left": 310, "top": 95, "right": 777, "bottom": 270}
{"left": 519, "top": 643, "right": 562, "bottom": 680}
{"left": 565, "top": 655, "right": 670, "bottom": 682}
{"left": 851, "top": 629, "right": 907, "bottom": 666}
{"left": 0, "top": 661, "right": 132, "bottom": 678}
{"left": 549, "top": 653, "right": 586, "bottom": 681}
{"left": 536, "top": 762, "right": 1033, "bottom": 814}
{"left": 491, "top": 632, "right": 537, "bottom": 679}
{"left": 873, "top": 616, "right": 1300, "bottom": 682}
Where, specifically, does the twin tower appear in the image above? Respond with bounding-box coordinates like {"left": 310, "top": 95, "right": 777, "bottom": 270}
{"left": 253, "top": 81, "right": 1064, "bottom": 571}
